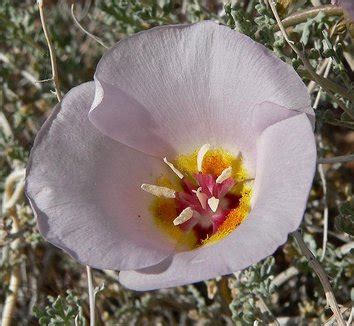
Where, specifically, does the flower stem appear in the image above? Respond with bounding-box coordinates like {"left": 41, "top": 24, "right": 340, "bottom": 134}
{"left": 324, "top": 301, "right": 353, "bottom": 325}
{"left": 255, "top": 295, "right": 280, "bottom": 325}
{"left": 1, "top": 169, "right": 25, "bottom": 326}
{"left": 271, "top": 266, "right": 299, "bottom": 288}
{"left": 86, "top": 266, "right": 95, "bottom": 326}
{"left": 71, "top": 4, "right": 109, "bottom": 49}
{"left": 1, "top": 214, "right": 21, "bottom": 326}
{"left": 274, "top": 5, "right": 344, "bottom": 31}
{"left": 292, "top": 230, "right": 346, "bottom": 326}
{"left": 318, "top": 154, "right": 354, "bottom": 164}
{"left": 317, "top": 139, "right": 328, "bottom": 262}
{"left": 37, "top": 0, "right": 62, "bottom": 101}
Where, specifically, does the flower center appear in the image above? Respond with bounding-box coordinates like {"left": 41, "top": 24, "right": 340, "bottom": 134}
{"left": 141, "top": 144, "right": 253, "bottom": 250}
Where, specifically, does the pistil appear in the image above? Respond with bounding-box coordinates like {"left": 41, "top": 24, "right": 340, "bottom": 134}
{"left": 192, "top": 187, "right": 207, "bottom": 209}
{"left": 141, "top": 144, "right": 252, "bottom": 247}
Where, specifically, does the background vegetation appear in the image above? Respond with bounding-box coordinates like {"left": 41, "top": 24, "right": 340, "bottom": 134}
{"left": 0, "top": 0, "right": 353, "bottom": 324}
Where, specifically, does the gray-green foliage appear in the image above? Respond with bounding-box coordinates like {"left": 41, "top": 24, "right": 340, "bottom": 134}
{"left": 33, "top": 291, "right": 86, "bottom": 326}
{"left": 336, "top": 200, "right": 354, "bottom": 236}
{"left": 229, "top": 257, "right": 275, "bottom": 325}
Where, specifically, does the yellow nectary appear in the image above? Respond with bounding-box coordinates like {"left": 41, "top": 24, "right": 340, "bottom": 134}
{"left": 148, "top": 146, "right": 253, "bottom": 250}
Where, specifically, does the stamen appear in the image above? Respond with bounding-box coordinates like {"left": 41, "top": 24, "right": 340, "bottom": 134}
{"left": 216, "top": 166, "right": 232, "bottom": 184}
{"left": 207, "top": 196, "right": 219, "bottom": 212}
{"left": 163, "top": 157, "right": 184, "bottom": 179}
{"left": 192, "top": 187, "right": 208, "bottom": 209}
{"left": 197, "top": 144, "right": 210, "bottom": 172}
{"left": 141, "top": 184, "right": 176, "bottom": 198}
{"left": 173, "top": 207, "right": 194, "bottom": 225}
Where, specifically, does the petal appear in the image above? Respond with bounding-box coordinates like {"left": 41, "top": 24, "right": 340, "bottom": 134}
{"left": 90, "top": 21, "right": 313, "bottom": 170}
{"left": 244, "top": 101, "right": 303, "bottom": 173}
{"left": 119, "top": 114, "right": 316, "bottom": 290}
{"left": 341, "top": 0, "right": 354, "bottom": 19}
{"left": 26, "top": 82, "right": 176, "bottom": 270}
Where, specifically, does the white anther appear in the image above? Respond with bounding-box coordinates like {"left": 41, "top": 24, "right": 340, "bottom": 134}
{"left": 216, "top": 166, "right": 232, "bottom": 184}
{"left": 141, "top": 184, "right": 176, "bottom": 198}
{"left": 173, "top": 207, "right": 194, "bottom": 225}
{"left": 197, "top": 144, "right": 211, "bottom": 172}
{"left": 207, "top": 196, "right": 219, "bottom": 213}
{"left": 192, "top": 187, "right": 208, "bottom": 209}
{"left": 163, "top": 157, "right": 184, "bottom": 179}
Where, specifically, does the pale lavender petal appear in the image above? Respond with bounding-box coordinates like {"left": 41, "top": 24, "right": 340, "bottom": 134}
{"left": 119, "top": 114, "right": 316, "bottom": 290}
{"left": 332, "top": 0, "right": 354, "bottom": 19}
{"left": 90, "top": 21, "right": 313, "bottom": 173}
{"left": 340, "top": 0, "right": 354, "bottom": 19}
{"left": 245, "top": 101, "right": 306, "bottom": 173}
{"left": 90, "top": 79, "right": 177, "bottom": 156}
{"left": 26, "top": 82, "right": 176, "bottom": 270}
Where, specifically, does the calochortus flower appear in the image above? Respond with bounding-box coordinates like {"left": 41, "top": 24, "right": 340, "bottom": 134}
{"left": 26, "top": 21, "right": 316, "bottom": 291}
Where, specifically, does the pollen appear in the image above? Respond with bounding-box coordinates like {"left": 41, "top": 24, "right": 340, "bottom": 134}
{"left": 174, "top": 150, "right": 198, "bottom": 176}
{"left": 202, "top": 148, "right": 234, "bottom": 177}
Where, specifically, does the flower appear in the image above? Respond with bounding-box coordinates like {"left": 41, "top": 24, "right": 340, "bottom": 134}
{"left": 26, "top": 21, "right": 316, "bottom": 291}
{"left": 332, "top": 0, "right": 354, "bottom": 19}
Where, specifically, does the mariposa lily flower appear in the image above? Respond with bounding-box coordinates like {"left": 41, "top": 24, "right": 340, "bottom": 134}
{"left": 26, "top": 21, "right": 316, "bottom": 291}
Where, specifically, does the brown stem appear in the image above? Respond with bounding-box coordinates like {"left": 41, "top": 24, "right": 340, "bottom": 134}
{"left": 255, "top": 295, "right": 280, "bottom": 326}
{"left": 1, "top": 214, "right": 21, "bottom": 326}
{"left": 274, "top": 5, "right": 344, "bottom": 31}
{"left": 37, "top": 0, "right": 62, "bottom": 101}
{"left": 318, "top": 154, "right": 354, "bottom": 164}
{"left": 268, "top": 0, "right": 354, "bottom": 107}
{"left": 1, "top": 170, "right": 25, "bottom": 326}
{"left": 292, "top": 230, "right": 345, "bottom": 326}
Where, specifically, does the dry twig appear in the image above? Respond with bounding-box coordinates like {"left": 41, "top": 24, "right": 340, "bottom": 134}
{"left": 312, "top": 57, "right": 333, "bottom": 261}
{"left": 86, "top": 266, "right": 96, "bottom": 326}
{"left": 1, "top": 169, "right": 26, "bottom": 326}
{"left": 71, "top": 4, "right": 109, "bottom": 49}
{"left": 292, "top": 230, "right": 345, "bottom": 326}
{"left": 318, "top": 154, "right": 354, "bottom": 165}
{"left": 37, "top": 0, "right": 62, "bottom": 101}
{"left": 255, "top": 295, "right": 280, "bottom": 326}
{"left": 268, "top": 0, "right": 354, "bottom": 104}
{"left": 274, "top": 5, "right": 343, "bottom": 31}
